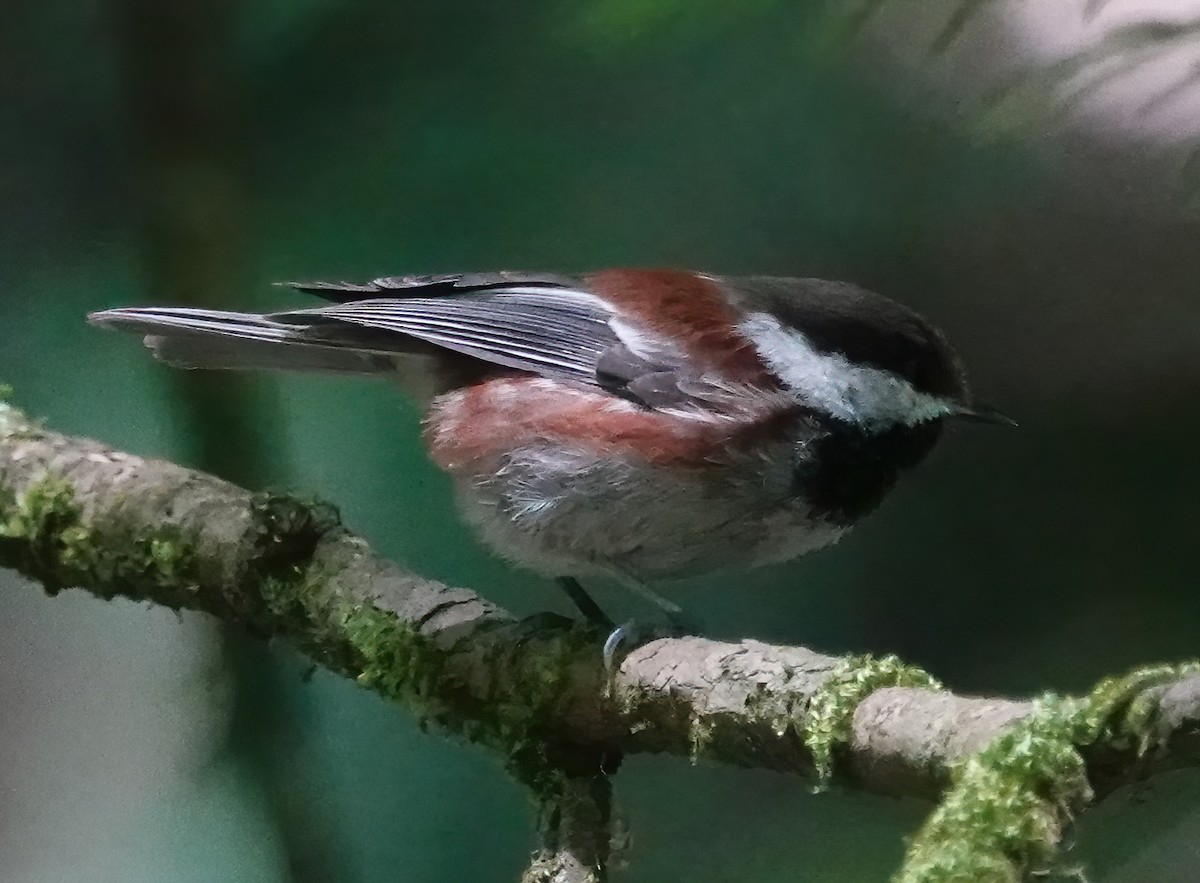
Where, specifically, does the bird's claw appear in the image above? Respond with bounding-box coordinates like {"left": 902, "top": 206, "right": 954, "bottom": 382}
{"left": 603, "top": 620, "right": 635, "bottom": 672}
{"left": 601, "top": 611, "right": 707, "bottom": 672}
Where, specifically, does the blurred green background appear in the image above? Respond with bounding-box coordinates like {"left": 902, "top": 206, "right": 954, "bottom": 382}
{"left": 3, "top": 1, "right": 1199, "bottom": 881}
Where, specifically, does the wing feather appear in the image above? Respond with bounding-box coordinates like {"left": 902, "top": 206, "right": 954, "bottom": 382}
{"left": 273, "top": 288, "right": 618, "bottom": 384}
{"left": 284, "top": 272, "right": 580, "bottom": 302}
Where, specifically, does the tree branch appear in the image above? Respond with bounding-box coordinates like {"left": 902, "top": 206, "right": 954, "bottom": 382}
{"left": 3, "top": 396, "right": 1199, "bottom": 880}
{"left": 521, "top": 772, "right": 614, "bottom": 883}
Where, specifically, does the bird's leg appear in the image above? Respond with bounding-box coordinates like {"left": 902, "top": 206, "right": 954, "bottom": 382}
{"left": 619, "top": 579, "right": 682, "bottom": 615}
{"left": 554, "top": 576, "right": 614, "bottom": 630}
{"left": 553, "top": 577, "right": 636, "bottom": 672}
{"left": 609, "top": 571, "right": 706, "bottom": 635}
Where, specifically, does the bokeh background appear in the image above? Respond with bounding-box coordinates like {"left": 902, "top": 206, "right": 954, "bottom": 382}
{"left": 3, "top": 1, "right": 1199, "bottom": 880}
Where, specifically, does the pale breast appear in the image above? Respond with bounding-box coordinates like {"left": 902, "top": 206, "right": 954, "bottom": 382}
{"left": 424, "top": 375, "right": 857, "bottom": 583}
{"left": 448, "top": 435, "right": 846, "bottom": 583}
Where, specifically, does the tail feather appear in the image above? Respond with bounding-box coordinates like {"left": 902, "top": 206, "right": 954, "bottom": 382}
{"left": 89, "top": 307, "right": 294, "bottom": 341}
{"left": 145, "top": 334, "right": 396, "bottom": 375}
{"left": 87, "top": 306, "right": 399, "bottom": 376}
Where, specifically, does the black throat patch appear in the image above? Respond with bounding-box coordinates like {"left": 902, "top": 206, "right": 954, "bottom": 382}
{"left": 795, "top": 419, "right": 944, "bottom": 525}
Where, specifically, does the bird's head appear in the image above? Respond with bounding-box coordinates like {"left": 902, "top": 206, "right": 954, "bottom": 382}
{"left": 730, "top": 277, "right": 1013, "bottom": 433}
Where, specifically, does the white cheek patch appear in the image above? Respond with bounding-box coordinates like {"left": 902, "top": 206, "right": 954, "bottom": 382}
{"left": 738, "top": 312, "right": 952, "bottom": 430}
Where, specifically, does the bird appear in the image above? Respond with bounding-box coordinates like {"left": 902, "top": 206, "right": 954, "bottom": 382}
{"left": 89, "top": 268, "right": 1011, "bottom": 637}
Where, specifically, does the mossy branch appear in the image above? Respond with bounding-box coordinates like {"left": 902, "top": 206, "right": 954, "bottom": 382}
{"left": 3, "top": 395, "right": 1199, "bottom": 881}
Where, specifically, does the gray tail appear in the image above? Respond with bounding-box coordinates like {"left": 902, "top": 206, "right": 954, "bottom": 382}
{"left": 88, "top": 307, "right": 398, "bottom": 376}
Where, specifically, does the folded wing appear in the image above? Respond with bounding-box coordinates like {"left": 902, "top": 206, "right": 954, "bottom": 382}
{"left": 272, "top": 288, "right": 617, "bottom": 386}
{"left": 90, "top": 273, "right": 766, "bottom": 415}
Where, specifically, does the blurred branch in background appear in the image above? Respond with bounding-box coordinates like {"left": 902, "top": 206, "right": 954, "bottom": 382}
{"left": 3, "top": 400, "right": 1198, "bottom": 882}
{"left": 108, "top": 0, "right": 318, "bottom": 877}
{"left": 849, "top": 0, "right": 1200, "bottom": 210}
{"left": 110, "top": 0, "right": 270, "bottom": 511}
{"left": 566, "top": 0, "right": 1200, "bottom": 214}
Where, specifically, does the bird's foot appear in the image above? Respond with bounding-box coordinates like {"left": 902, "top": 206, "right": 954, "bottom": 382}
{"left": 555, "top": 574, "right": 706, "bottom": 671}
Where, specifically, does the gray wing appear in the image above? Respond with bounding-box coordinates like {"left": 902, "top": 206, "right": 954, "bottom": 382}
{"left": 283, "top": 271, "right": 580, "bottom": 303}
{"left": 91, "top": 274, "right": 748, "bottom": 412}
{"left": 278, "top": 287, "right": 732, "bottom": 408}
{"left": 272, "top": 287, "right": 623, "bottom": 386}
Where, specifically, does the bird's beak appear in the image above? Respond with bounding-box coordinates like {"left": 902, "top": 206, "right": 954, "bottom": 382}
{"left": 951, "top": 401, "right": 1018, "bottom": 427}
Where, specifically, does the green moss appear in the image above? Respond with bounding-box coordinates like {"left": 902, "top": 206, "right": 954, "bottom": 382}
{"left": 896, "top": 695, "right": 1087, "bottom": 883}
{"left": 0, "top": 486, "right": 14, "bottom": 528}
{"left": 688, "top": 711, "right": 716, "bottom": 764}
{"left": 803, "top": 654, "right": 943, "bottom": 787}
{"left": 0, "top": 398, "right": 158, "bottom": 591}
{"left": 0, "top": 474, "right": 198, "bottom": 597}
{"left": 243, "top": 493, "right": 453, "bottom": 721}
{"left": 248, "top": 492, "right": 341, "bottom": 572}
{"left": 895, "top": 660, "right": 1200, "bottom": 883}
{"left": 341, "top": 600, "right": 440, "bottom": 701}
{"left": 487, "top": 620, "right": 599, "bottom": 791}
{"left": 249, "top": 500, "right": 596, "bottom": 788}
{"left": 237, "top": 491, "right": 592, "bottom": 779}
{"left": 0, "top": 390, "right": 42, "bottom": 440}
{"left": 0, "top": 392, "right": 25, "bottom": 436}
{"left": 334, "top": 601, "right": 597, "bottom": 793}
{"left": 1072, "top": 661, "right": 1200, "bottom": 755}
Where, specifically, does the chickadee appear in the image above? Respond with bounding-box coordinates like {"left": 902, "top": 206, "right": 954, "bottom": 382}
{"left": 90, "top": 269, "right": 1010, "bottom": 627}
